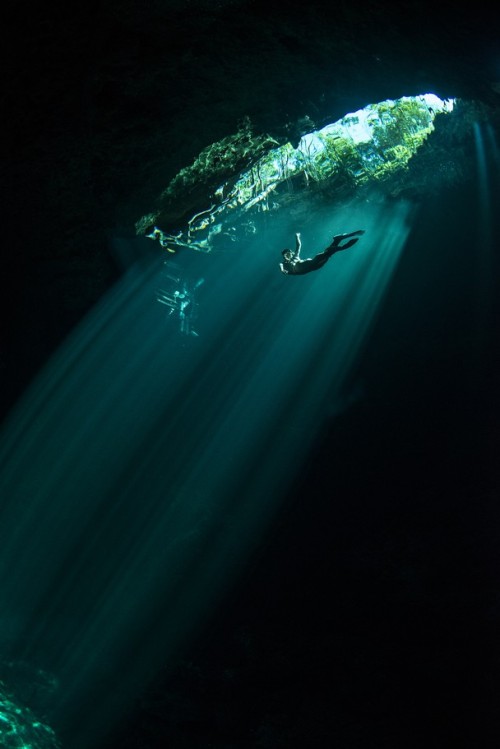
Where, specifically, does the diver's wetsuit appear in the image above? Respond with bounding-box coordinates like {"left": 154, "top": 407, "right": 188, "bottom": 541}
{"left": 280, "top": 230, "right": 364, "bottom": 275}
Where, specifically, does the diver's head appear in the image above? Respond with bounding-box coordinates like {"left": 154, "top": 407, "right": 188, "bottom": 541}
{"left": 282, "top": 249, "right": 293, "bottom": 261}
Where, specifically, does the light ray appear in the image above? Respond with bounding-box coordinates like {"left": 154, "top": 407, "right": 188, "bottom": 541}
{"left": 0, "top": 197, "right": 411, "bottom": 748}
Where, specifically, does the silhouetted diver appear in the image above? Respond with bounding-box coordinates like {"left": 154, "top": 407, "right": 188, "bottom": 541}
{"left": 279, "top": 230, "right": 365, "bottom": 275}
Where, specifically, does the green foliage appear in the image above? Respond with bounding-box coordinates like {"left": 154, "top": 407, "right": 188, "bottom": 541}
{"left": 137, "top": 94, "right": 453, "bottom": 251}
{"left": 225, "top": 142, "right": 297, "bottom": 207}
{"left": 160, "top": 118, "right": 279, "bottom": 204}
{"left": 369, "top": 98, "right": 433, "bottom": 152}
{"left": 227, "top": 96, "right": 439, "bottom": 204}
{"left": 317, "top": 132, "right": 364, "bottom": 184}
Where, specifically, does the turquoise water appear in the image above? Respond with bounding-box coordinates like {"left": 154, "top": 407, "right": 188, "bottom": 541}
{"left": 0, "top": 116, "right": 498, "bottom": 749}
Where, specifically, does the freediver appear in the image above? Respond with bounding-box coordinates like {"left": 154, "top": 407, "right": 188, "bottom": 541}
{"left": 279, "top": 230, "right": 365, "bottom": 275}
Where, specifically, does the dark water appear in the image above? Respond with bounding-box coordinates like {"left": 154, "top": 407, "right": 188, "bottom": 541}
{"left": 0, "top": 137, "right": 499, "bottom": 748}
{"left": 115, "top": 178, "right": 499, "bottom": 749}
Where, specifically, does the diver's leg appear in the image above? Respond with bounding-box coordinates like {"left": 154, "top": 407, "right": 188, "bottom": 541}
{"left": 328, "top": 230, "right": 365, "bottom": 254}
{"left": 342, "top": 229, "right": 365, "bottom": 239}
{"left": 333, "top": 230, "right": 364, "bottom": 243}
{"left": 335, "top": 237, "right": 359, "bottom": 251}
{"left": 324, "top": 237, "right": 349, "bottom": 257}
{"left": 307, "top": 253, "right": 330, "bottom": 270}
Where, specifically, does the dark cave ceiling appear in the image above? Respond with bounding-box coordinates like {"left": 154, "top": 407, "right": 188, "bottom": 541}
{"left": 2, "top": 0, "right": 500, "bottom": 412}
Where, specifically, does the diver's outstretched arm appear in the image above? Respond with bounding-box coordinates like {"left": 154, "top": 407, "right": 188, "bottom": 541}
{"left": 294, "top": 232, "right": 302, "bottom": 259}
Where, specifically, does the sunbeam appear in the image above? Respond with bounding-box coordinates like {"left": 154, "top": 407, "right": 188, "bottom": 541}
{"left": 472, "top": 121, "right": 496, "bottom": 359}
{"left": 0, "top": 196, "right": 411, "bottom": 748}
